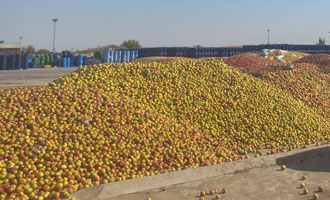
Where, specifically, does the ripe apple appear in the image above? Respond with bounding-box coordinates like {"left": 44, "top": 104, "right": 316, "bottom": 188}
{"left": 303, "top": 188, "right": 308, "bottom": 195}
{"left": 318, "top": 186, "right": 324, "bottom": 192}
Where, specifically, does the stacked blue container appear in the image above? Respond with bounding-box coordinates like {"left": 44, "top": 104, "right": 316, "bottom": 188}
{"left": 122, "top": 50, "right": 127, "bottom": 62}
{"left": 62, "top": 57, "right": 67, "bottom": 67}
{"left": 0, "top": 54, "right": 7, "bottom": 70}
{"left": 78, "top": 55, "right": 84, "bottom": 66}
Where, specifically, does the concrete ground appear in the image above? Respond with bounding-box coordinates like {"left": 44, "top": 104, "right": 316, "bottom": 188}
{"left": 72, "top": 145, "right": 330, "bottom": 200}
{"left": 0, "top": 67, "right": 78, "bottom": 89}
{"left": 112, "top": 157, "right": 330, "bottom": 200}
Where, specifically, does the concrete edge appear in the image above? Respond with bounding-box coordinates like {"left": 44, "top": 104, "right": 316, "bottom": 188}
{"left": 71, "top": 144, "right": 330, "bottom": 200}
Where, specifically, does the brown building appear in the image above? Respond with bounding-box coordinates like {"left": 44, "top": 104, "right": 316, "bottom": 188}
{"left": 0, "top": 41, "right": 20, "bottom": 54}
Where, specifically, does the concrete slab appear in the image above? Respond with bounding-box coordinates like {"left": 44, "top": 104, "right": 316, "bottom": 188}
{"left": 71, "top": 144, "right": 330, "bottom": 200}
{"left": 0, "top": 67, "right": 78, "bottom": 89}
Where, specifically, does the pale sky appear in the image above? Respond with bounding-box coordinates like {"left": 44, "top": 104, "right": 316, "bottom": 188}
{"left": 1, "top": 0, "right": 330, "bottom": 51}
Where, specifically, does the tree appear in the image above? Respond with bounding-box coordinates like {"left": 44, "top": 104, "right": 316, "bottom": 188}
{"left": 36, "top": 49, "right": 50, "bottom": 54}
{"left": 193, "top": 45, "right": 203, "bottom": 48}
{"left": 120, "top": 40, "right": 141, "bottom": 49}
{"left": 23, "top": 45, "right": 36, "bottom": 54}
{"left": 317, "top": 37, "right": 326, "bottom": 45}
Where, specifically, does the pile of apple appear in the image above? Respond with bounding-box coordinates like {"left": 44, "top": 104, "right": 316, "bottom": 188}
{"left": 223, "top": 55, "right": 285, "bottom": 75}
{"left": 262, "top": 63, "right": 330, "bottom": 120}
{"left": 294, "top": 54, "right": 330, "bottom": 74}
{"left": 0, "top": 58, "right": 329, "bottom": 199}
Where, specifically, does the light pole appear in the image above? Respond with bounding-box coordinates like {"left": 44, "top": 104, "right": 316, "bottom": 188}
{"left": 52, "top": 18, "right": 58, "bottom": 53}
{"left": 267, "top": 29, "right": 270, "bottom": 47}
{"left": 19, "top": 36, "right": 23, "bottom": 54}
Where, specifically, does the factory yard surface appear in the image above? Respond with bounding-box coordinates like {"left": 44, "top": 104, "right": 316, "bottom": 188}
{"left": 72, "top": 145, "right": 330, "bottom": 200}
{"left": 111, "top": 159, "right": 330, "bottom": 200}
{"left": 0, "top": 67, "right": 78, "bottom": 88}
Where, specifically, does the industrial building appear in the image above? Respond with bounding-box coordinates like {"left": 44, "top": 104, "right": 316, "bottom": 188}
{"left": 0, "top": 41, "right": 20, "bottom": 54}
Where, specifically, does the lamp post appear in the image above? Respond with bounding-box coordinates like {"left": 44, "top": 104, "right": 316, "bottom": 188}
{"left": 267, "top": 29, "right": 270, "bottom": 47}
{"left": 52, "top": 18, "right": 58, "bottom": 53}
{"left": 19, "top": 36, "right": 23, "bottom": 54}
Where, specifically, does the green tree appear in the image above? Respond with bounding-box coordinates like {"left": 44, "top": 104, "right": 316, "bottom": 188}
{"left": 23, "top": 45, "right": 36, "bottom": 54}
{"left": 193, "top": 45, "right": 203, "bottom": 48}
{"left": 36, "top": 49, "right": 50, "bottom": 54}
{"left": 317, "top": 37, "right": 326, "bottom": 45}
{"left": 120, "top": 40, "right": 141, "bottom": 49}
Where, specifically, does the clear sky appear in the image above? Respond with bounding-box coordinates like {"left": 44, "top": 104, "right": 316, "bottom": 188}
{"left": 1, "top": 0, "right": 330, "bottom": 51}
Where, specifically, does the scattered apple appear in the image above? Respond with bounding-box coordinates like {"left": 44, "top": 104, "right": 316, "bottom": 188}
{"left": 318, "top": 186, "right": 324, "bottom": 192}
{"left": 303, "top": 188, "right": 309, "bottom": 195}
{"left": 222, "top": 188, "right": 227, "bottom": 194}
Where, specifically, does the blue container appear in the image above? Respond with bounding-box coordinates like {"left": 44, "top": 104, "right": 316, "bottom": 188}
{"left": 67, "top": 57, "right": 71, "bottom": 67}
{"left": 70, "top": 53, "right": 74, "bottom": 66}
{"left": 122, "top": 50, "right": 127, "bottom": 62}
{"left": 28, "top": 56, "right": 33, "bottom": 68}
{"left": 15, "top": 54, "right": 22, "bottom": 69}
{"left": 9, "top": 54, "right": 16, "bottom": 70}
{"left": 112, "top": 51, "right": 117, "bottom": 63}
{"left": 0, "top": 54, "right": 7, "bottom": 70}
{"left": 53, "top": 53, "right": 58, "bottom": 66}
{"left": 118, "top": 51, "right": 122, "bottom": 63}
{"left": 78, "top": 54, "right": 84, "bottom": 65}
{"left": 130, "top": 50, "right": 135, "bottom": 61}
{"left": 127, "top": 50, "right": 131, "bottom": 62}
{"left": 23, "top": 55, "right": 29, "bottom": 70}
{"left": 133, "top": 50, "right": 138, "bottom": 60}
{"left": 62, "top": 57, "right": 67, "bottom": 67}
{"left": 109, "top": 50, "right": 114, "bottom": 63}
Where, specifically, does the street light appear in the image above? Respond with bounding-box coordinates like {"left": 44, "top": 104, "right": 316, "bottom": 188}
{"left": 52, "top": 18, "right": 58, "bottom": 53}
{"left": 267, "top": 29, "right": 270, "bottom": 47}
{"left": 19, "top": 36, "right": 23, "bottom": 54}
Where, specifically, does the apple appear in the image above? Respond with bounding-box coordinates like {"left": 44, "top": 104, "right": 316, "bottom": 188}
{"left": 318, "top": 186, "right": 324, "bottom": 192}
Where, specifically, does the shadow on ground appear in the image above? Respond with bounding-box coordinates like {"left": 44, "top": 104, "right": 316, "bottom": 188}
{"left": 276, "top": 146, "right": 330, "bottom": 172}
